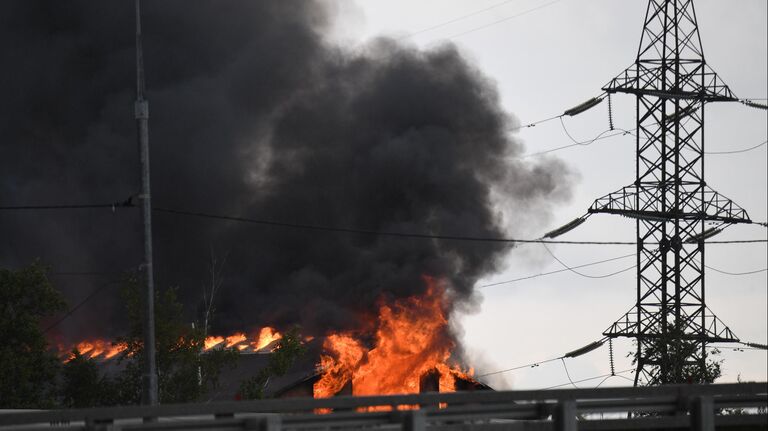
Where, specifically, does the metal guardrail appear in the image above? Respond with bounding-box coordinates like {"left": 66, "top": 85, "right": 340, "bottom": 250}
{"left": 0, "top": 383, "right": 765, "bottom": 431}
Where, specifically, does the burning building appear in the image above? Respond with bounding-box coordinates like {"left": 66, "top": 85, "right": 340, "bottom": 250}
{"left": 58, "top": 281, "right": 492, "bottom": 401}
{"left": 8, "top": 0, "right": 574, "bottom": 399}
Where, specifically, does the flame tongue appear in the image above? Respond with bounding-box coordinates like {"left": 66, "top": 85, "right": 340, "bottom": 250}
{"left": 203, "top": 327, "right": 282, "bottom": 352}
{"left": 252, "top": 327, "right": 282, "bottom": 351}
{"left": 58, "top": 326, "right": 283, "bottom": 362}
{"left": 59, "top": 340, "right": 127, "bottom": 361}
{"left": 314, "top": 276, "right": 470, "bottom": 398}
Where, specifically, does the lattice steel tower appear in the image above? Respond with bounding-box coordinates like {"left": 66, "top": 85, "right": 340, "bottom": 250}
{"left": 588, "top": 0, "right": 753, "bottom": 385}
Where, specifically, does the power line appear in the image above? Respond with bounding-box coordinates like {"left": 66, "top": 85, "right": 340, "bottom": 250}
{"left": 710, "top": 345, "right": 767, "bottom": 352}
{"left": 479, "top": 253, "right": 635, "bottom": 287}
{"left": 155, "top": 207, "right": 767, "bottom": 245}
{"left": 478, "top": 253, "right": 765, "bottom": 288}
{"left": 152, "top": 206, "right": 637, "bottom": 245}
{"left": 561, "top": 358, "right": 579, "bottom": 388}
{"left": 705, "top": 265, "right": 767, "bottom": 276}
{"left": 444, "top": 0, "right": 564, "bottom": 40}
{"left": 594, "top": 373, "right": 635, "bottom": 388}
{"left": 542, "top": 369, "right": 635, "bottom": 390}
{"left": 558, "top": 117, "right": 636, "bottom": 147}
{"left": 541, "top": 243, "right": 639, "bottom": 279}
{"left": 509, "top": 94, "right": 608, "bottom": 134}
{"left": 397, "top": 0, "right": 524, "bottom": 40}
{"left": 1, "top": 202, "right": 765, "bottom": 245}
{"left": 42, "top": 280, "right": 122, "bottom": 333}
{"left": 509, "top": 114, "right": 563, "bottom": 131}
{"left": 516, "top": 109, "right": 762, "bottom": 158}
{"left": 477, "top": 356, "right": 563, "bottom": 378}
{"left": 0, "top": 203, "right": 128, "bottom": 210}
{"left": 706, "top": 239, "right": 767, "bottom": 244}
{"left": 523, "top": 128, "right": 634, "bottom": 158}
{"left": 705, "top": 140, "right": 767, "bottom": 155}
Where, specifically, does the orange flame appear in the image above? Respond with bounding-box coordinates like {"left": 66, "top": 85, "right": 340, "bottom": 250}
{"left": 204, "top": 335, "right": 225, "bottom": 350}
{"left": 58, "top": 326, "right": 284, "bottom": 362}
{"left": 203, "top": 327, "right": 282, "bottom": 352}
{"left": 314, "top": 276, "right": 471, "bottom": 403}
{"left": 61, "top": 340, "right": 127, "bottom": 361}
{"left": 252, "top": 327, "right": 282, "bottom": 351}
{"left": 225, "top": 333, "right": 247, "bottom": 347}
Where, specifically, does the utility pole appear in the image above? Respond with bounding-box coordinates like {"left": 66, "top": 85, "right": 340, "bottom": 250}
{"left": 135, "top": 0, "right": 158, "bottom": 405}
{"left": 587, "top": 0, "right": 753, "bottom": 385}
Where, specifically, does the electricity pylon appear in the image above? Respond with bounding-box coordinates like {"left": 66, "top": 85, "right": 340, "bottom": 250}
{"left": 588, "top": 0, "right": 753, "bottom": 386}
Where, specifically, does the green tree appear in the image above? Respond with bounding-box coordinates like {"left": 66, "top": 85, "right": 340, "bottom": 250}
{"left": 239, "top": 327, "right": 307, "bottom": 399}
{"left": 630, "top": 323, "right": 723, "bottom": 386}
{"left": 60, "top": 349, "right": 123, "bottom": 407}
{"left": 114, "top": 276, "right": 239, "bottom": 404}
{"left": 0, "top": 262, "right": 66, "bottom": 408}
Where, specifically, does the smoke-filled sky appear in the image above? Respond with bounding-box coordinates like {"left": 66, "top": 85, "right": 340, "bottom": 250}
{"left": 1, "top": 0, "right": 765, "bottom": 390}
{"left": 0, "top": 1, "right": 572, "bottom": 344}
{"left": 342, "top": 0, "right": 765, "bottom": 389}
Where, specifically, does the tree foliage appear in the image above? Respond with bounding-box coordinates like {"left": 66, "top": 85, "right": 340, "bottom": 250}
{"left": 0, "top": 262, "right": 65, "bottom": 408}
{"left": 239, "top": 327, "right": 307, "bottom": 399}
{"left": 60, "top": 349, "right": 124, "bottom": 407}
{"left": 110, "top": 275, "right": 240, "bottom": 404}
{"left": 629, "top": 323, "right": 723, "bottom": 386}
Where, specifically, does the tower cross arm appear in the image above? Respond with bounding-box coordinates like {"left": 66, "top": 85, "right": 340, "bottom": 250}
{"left": 602, "top": 64, "right": 737, "bottom": 102}
{"left": 587, "top": 184, "right": 752, "bottom": 225}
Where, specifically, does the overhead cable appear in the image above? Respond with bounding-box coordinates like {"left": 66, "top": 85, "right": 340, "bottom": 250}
{"left": 706, "top": 140, "right": 767, "bottom": 155}
{"left": 509, "top": 114, "right": 562, "bottom": 131}
{"left": 740, "top": 99, "right": 768, "bottom": 110}
{"left": 543, "top": 215, "right": 590, "bottom": 239}
{"left": 0, "top": 202, "right": 130, "bottom": 211}
{"left": 542, "top": 369, "right": 635, "bottom": 390}
{"left": 1, "top": 202, "right": 765, "bottom": 246}
{"left": 560, "top": 358, "right": 580, "bottom": 388}
{"left": 152, "top": 206, "right": 637, "bottom": 245}
{"left": 564, "top": 340, "right": 606, "bottom": 358}
{"left": 741, "top": 342, "right": 768, "bottom": 350}
{"left": 478, "top": 356, "right": 563, "bottom": 378}
{"left": 705, "top": 265, "right": 767, "bottom": 276}
{"left": 398, "top": 0, "right": 523, "bottom": 40}
{"left": 43, "top": 280, "right": 122, "bottom": 333}
{"left": 541, "top": 243, "right": 639, "bottom": 279}
{"left": 479, "top": 339, "right": 610, "bottom": 378}
{"left": 445, "top": 0, "right": 563, "bottom": 40}
{"left": 564, "top": 96, "right": 604, "bottom": 116}
{"left": 510, "top": 94, "right": 607, "bottom": 132}
{"left": 559, "top": 117, "right": 636, "bottom": 146}
{"left": 523, "top": 128, "right": 633, "bottom": 157}
{"left": 479, "top": 253, "right": 636, "bottom": 288}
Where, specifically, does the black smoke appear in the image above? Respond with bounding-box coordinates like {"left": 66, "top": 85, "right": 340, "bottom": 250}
{"left": 0, "top": 1, "right": 572, "bottom": 339}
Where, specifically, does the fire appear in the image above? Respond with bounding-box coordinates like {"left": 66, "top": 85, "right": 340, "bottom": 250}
{"left": 204, "top": 335, "right": 225, "bottom": 350}
{"left": 203, "top": 327, "right": 282, "bottom": 352}
{"left": 314, "top": 277, "right": 472, "bottom": 401}
{"left": 252, "top": 327, "right": 282, "bottom": 351}
{"left": 57, "top": 326, "right": 283, "bottom": 361}
{"left": 225, "top": 333, "right": 247, "bottom": 347}
{"left": 60, "top": 339, "right": 128, "bottom": 361}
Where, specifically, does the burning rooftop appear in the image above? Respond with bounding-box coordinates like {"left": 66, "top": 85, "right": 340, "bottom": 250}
{"left": 55, "top": 277, "right": 490, "bottom": 400}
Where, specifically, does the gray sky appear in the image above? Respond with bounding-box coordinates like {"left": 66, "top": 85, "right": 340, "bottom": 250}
{"left": 327, "top": 0, "right": 767, "bottom": 389}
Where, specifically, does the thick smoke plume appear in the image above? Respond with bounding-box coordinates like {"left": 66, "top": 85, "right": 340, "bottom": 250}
{"left": 0, "top": 1, "right": 572, "bottom": 339}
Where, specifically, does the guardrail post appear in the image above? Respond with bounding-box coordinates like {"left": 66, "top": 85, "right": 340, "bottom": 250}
{"left": 554, "top": 400, "right": 577, "bottom": 431}
{"left": 85, "top": 417, "right": 113, "bottom": 431}
{"left": 691, "top": 396, "right": 714, "bottom": 431}
{"left": 244, "top": 416, "right": 282, "bottom": 431}
{"left": 403, "top": 409, "right": 426, "bottom": 431}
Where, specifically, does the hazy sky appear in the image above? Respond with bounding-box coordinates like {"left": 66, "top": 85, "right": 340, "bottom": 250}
{"left": 329, "top": 0, "right": 767, "bottom": 389}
